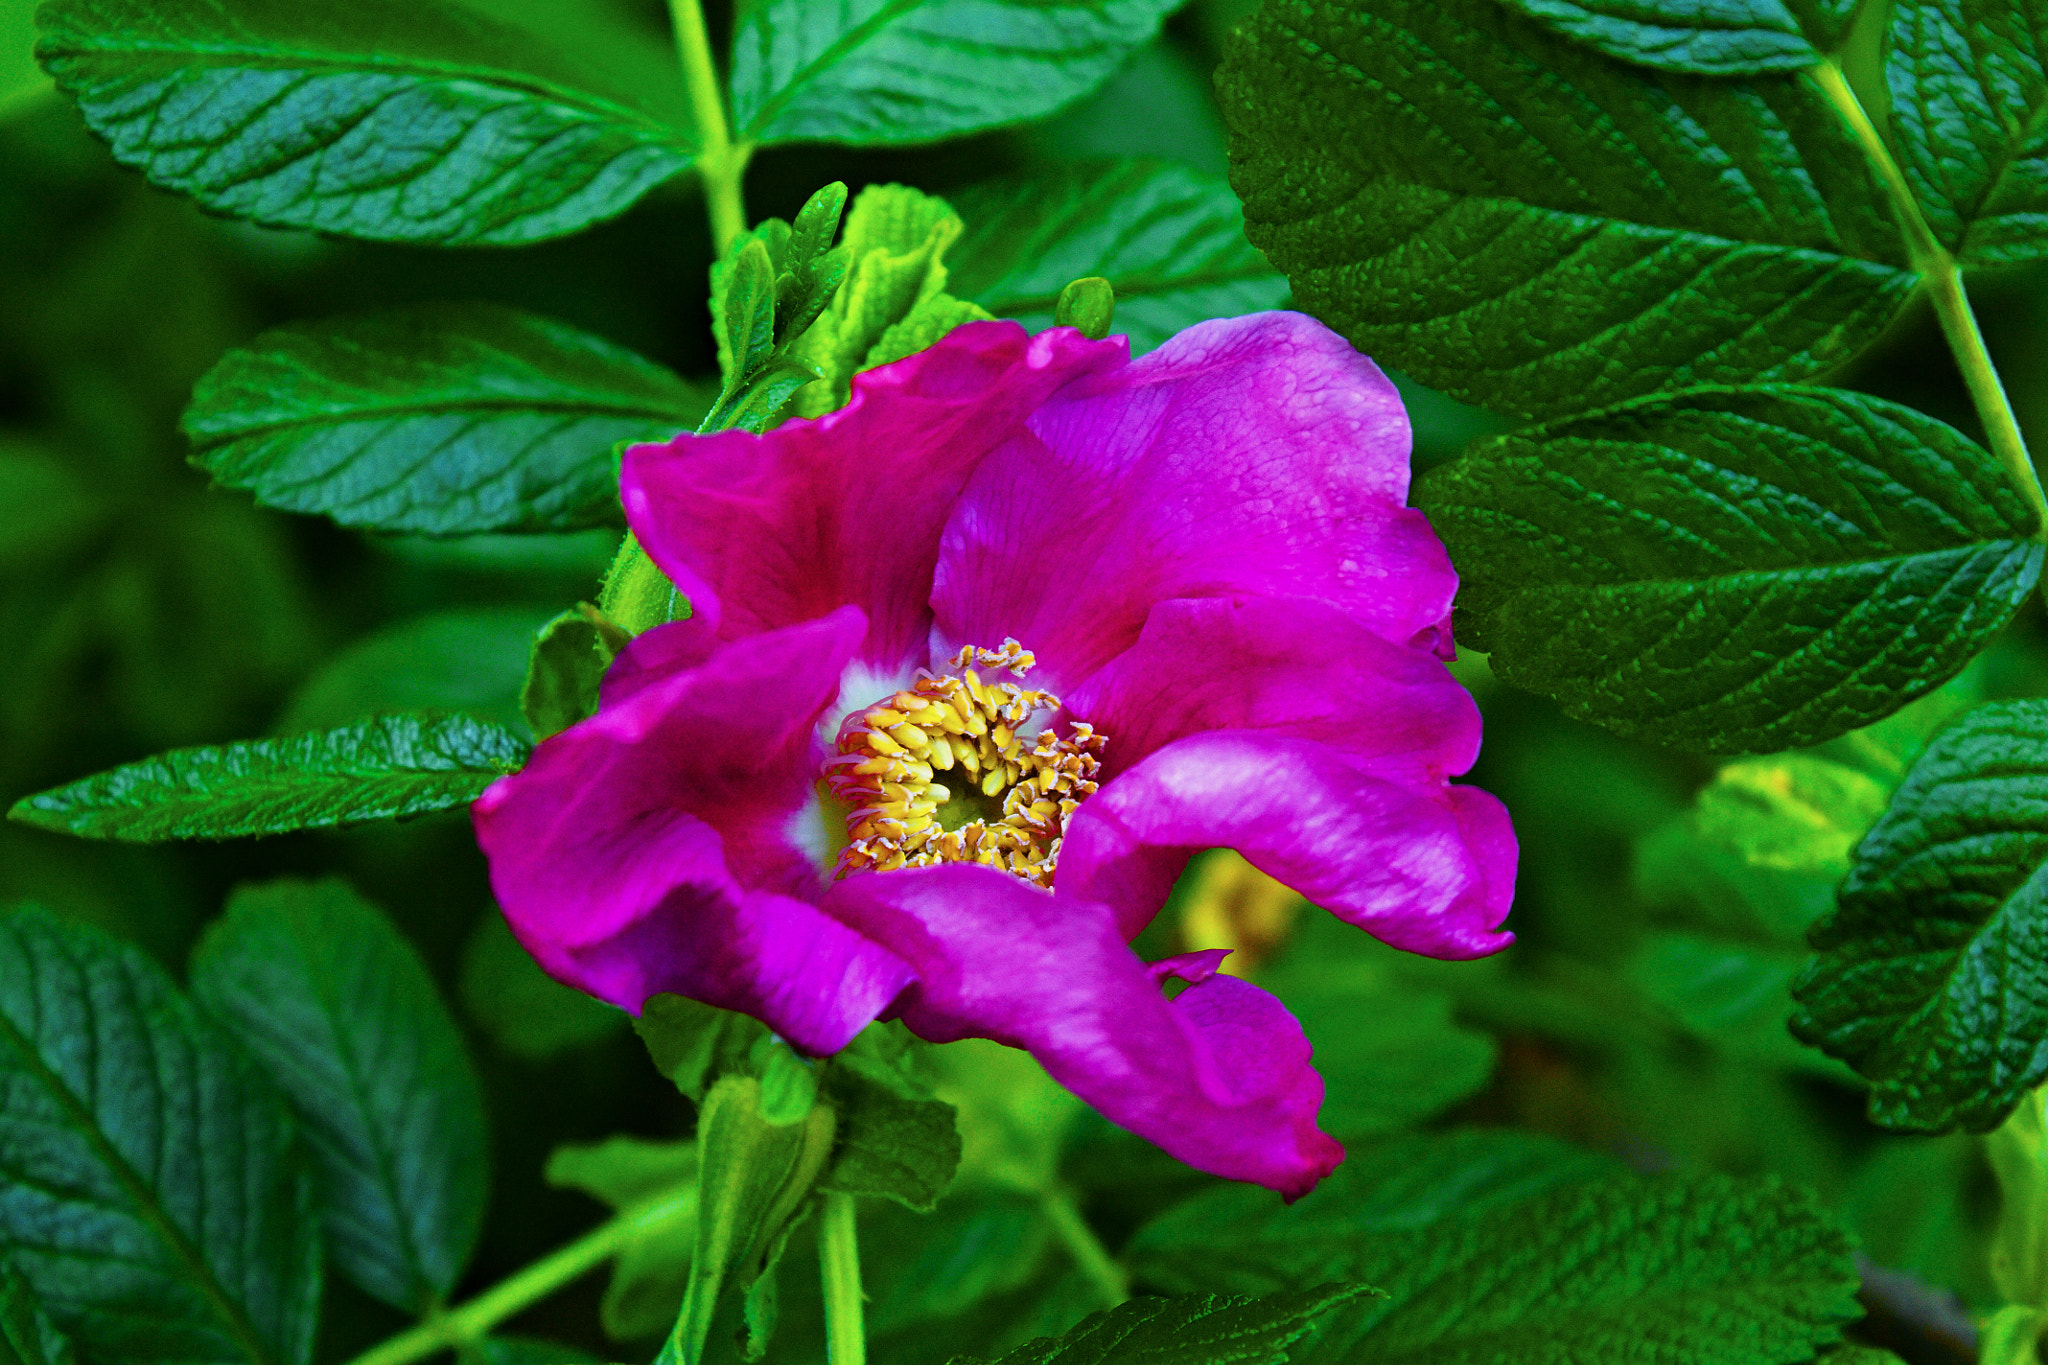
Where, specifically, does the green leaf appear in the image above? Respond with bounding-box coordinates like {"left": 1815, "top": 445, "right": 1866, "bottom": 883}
{"left": 634, "top": 995, "right": 777, "bottom": 1104}
{"left": 469, "top": 1340, "right": 604, "bottom": 1365}
{"left": 1627, "top": 931, "right": 1857, "bottom": 1078}
{"left": 865, "top": 1192, "right": 1052, "bottom": 1334}
{"left": 0, "top": 907, "right": 319, "bottom": 1365}
{"left": 280, "top": 606, "right": 549, "bottom": 736}
{"left": 459, "top": 913, "right": 626, "bottom": 1061}
{"left": 946, "top": 1285, "right": 1378, "bottom": 1365}
{"left": 520, "top": 608, "right": 613, "bottom": 741}
{"left": 730, "top": 0, "right": 1179, "bottom": 147}
{"left": 189, "top": 879, "right": 488, "bottom": 1314}
{"left": 9, "top": 713, "right": 527, "bottom": 842}
{"left": 1217, "top": 0, "right": 1913, "bottom": 421}
{"left": 1417, "top": 384, "right": 2042, "bottom": 751}
{"left": 546, "top": 1136, "right": 698, "bottom": 1341}
{"left": 1137, "top": 1148, "right": 1858, "bottom": 1365}
{"left": 0, "top": 1264, "right": 74, "bottom": 1365}
{"left": 949, "top": 160, "right": 1287, "bottom": 356}
{"left": 1793, "top": 698, "right": 2048, "bottom": 1131}
{"left": 36, "top": 0, "right": 695, "bottom": 244}
{"left": 1692, "top": 756, "right": 1892, "bottom": 878}
{"left": 184, "top": 304, "right": 706, "bottom": 535}
{"left": 1888, "top": 0, "right": 2048, "bottom": 265}
{"left": 1491, "top": 0, "right": 1850, "bottom": 74}
{"left": 819, "top": 1052, "right": 961, "bottom": 1211}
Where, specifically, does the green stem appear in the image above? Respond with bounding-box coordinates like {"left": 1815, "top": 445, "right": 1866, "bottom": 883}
{"left": 344, "top": 1196, "right": 682, "bottom": 1365}
{"left": 1038, "top": 1188, "right": 1130, "bottom": 1309}
{"left": 819, "top": 1192, "right": 866, "bottom": 1365}
{"left": 666, "top": 0, "right": 749, "bottom": 250}
{"left": 1810, "top": 58, "right": 2048, "bottom": 543}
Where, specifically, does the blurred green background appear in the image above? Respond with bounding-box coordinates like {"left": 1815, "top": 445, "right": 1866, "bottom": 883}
{"left": 3, "top": 0, "right": 2042, "bottom": 1360}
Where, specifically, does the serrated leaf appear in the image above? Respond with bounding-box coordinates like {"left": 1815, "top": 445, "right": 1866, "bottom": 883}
{"left": 709, "top": 237, "right": 781, "bottom": 417}
{"left": 0, "top": 1264, "right": 75, "bottom": 1365}
{"left": 1493, "top": 0, "right": 1848, "bottom": 75}
{"left": 8, "top": 712, "right": 528, "bottom": 842}
{"left": 184, "top": 304, "right": 706, "bottom": 535}
{"left": 1888, "top": 0, "right": 2048, "bottom": 265}
{"left": 36, "top": 0, "right": 696, "bottom": 245}
{"left": 0, "top": 908, "right": 319, "bottom": 1365}
{"left": 861, "top": 294, "right": 993, "bottom": 372}
{"left": 819, "top": 1056, "right": 961, "bottom": 1211}
{"left": 730, "top": 0, "right": 1179, "bottom": 147}
{"left": 948, "top": 159, "right": 1288, "bottom": 354}
{"left": 190, "top": 879, "right": 488, "bottom": 1314}
{"left": 1217, "top": 0, "right": 1914, "bottom": 421}
{"left": 546, "top": 1137, "right": 698, "bottom": 1341}
{"left": 281, "top": 606, "right": 548, "bottom": 736}
{"left": 1417, "top": 384, "right": 2042, "bottom": 751}
{"left": 1793, "top": 699, "right": 2048, "bottom": 1131}
{"left": 947, "top": 1285, "right": 1377, "bottom": 1365}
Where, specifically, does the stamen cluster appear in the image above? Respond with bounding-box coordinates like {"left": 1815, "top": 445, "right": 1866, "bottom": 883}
{"left": 825, "top": 641, "right": 1104, "bottom": 887}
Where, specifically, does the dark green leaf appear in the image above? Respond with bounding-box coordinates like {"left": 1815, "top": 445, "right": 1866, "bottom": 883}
{"left": 949, "top": 159, "right": 1286, "bottom": 355}
{"left": 730, "top": 0, "right": 1179, "bottom": 147}
{"left": 1217, "top": 0, "right": 1913, "bottom": 421}
{"left": 946, "top": 1285, "right": 1377, "bottom": 1365}
{"left": 866, "top": 1192, "right": 1052, "bottom": 1333}
{"left": 459, "top": 914, "right": 626, "bottom": 1061}
{"left": 469, "top": 1339, "right": 604, "bottom": 1365}
{"left": 0, "top": 908, "right": 319, "bottom": 1365}
{"left": 545, "top": 1136, "right": 697, "bottom": 1340}
{"left": 184, "top": 304, "right": 706, "bottom": 535}
{"left": 1887, "top": 0, "right": 2048, "bottom": 265}
{"left": 820, "top": 1054, "right": 961, "bottom": 1211}
{"left": 1793, "top": 698, "right": 2048, "bottom": 1131}
{"left": 8, "top": 712, "right": 528, "bottom": 842}
{"left": 1493, "top": 0, "right": 1848, "bottom": 74}
{"left": 190, "top": 879, "right": 488, "bottom": 1313}
{"left": 281, "top": 606, "right": 549, "bottom": 736}
{"left": 1628, "top": 932, "right": 1856, "bottom": 1078}
{"left": 1417, "top": 385, "right": 2042, "bottom": 751}
{"left": 0, "top": 1263, "right": 74, "bottom": 1365}
{"left": 520, "top": 609, "right": 610, "bottom": 741}
{"left": 37, "top": 0, "right": 695, "bottom": 244}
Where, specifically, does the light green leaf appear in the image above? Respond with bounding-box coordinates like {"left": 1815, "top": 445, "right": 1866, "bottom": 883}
{"left": 8, "top": 712, "right": 528, "bottom": 842}
{"left": 280, "top": 606, "right": 548, "bottom": 736}
{"left": 520, "top": 608, "right": 617, "bottom": 742}
{"left": 37, "top": 0, "right": 695, "bottom": 244}
{"left": 190, "top": 879, "right": 488, "bottom": 1314}
{"left": 0, "top": 907, "right": 319, "bottom": 1365}
{"left": 1417, "top": 385, "right": 2042, "bottom": 751}
{"left": 948, "top": 159, "right": 1287, "bottom": 354}
{"left": 1492, "top": 0, "right": 1853, "bottom": 74}
{"left": 634, "top": 995, "right": 777, "bottom": 1104}
{"left": 1218, "top": 0, "right": 1913, "bottom": 420}
{"left": 459, "top": 914, "right": 626, "bottom": 1061}
{"left": 730, "top": 0, "right": 1179, "bottom": 147}
{"left": 819, "top": 1051, "right": 961, "bottom": 1211}
{"left": 1888, "top": 0, "right": 2048, "bottom": 265}
{"left": 1793, "top": 698, "right": 2048, "bottom": 1131}
{"left": 184, "top": 304, "right": 706, "bottom": 535}
{"left": 946, "top": 1285, "right": 1378, "bottom": 1365}
{"left": 1693, "top": 756, "right": 1892, "bottom": 878}
{"left": 546, "top": 1137, "right": 699, "bottom": 1341}
{"left": 0, "top": 1264, "right": 74, "bottom": 1365}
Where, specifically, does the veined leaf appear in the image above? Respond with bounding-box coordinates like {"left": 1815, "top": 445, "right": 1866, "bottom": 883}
{"left": 8, "top": 713, "right": 527, "bottom": 842}
{"left": 1417, "top": 385, "right": 2041, "bottom": 751}
{"left": 1217, "top": 0, "right": 1914, "bottom": 420}
{"left": 730, "top": 0, "right": 1179, "bottom": 147}
{"left": 948, "top": 159, "right": 1288, "bottom": 354}
{"left": 1794, "top": 699, "right": 2048, "bottom": 1131}
{"left": 190, "top": 880, "right": 488, "bottom": 1314}
{"left": 36, "top": 0, "right": 695, "bottom": 244}
{"left": 1887, "top": 0, "right": 2048, "bottom": 265}
{"left": 0, "top": 1264, "right": 75, "bottom": 1365}
{"left": 946, "top": 1286, "right": 1376, "bottom": 1365}
{"left": 1493, "top": 0, "right": 1854, "bottom": 74}
{"left": 185, "top": 304, "right": 707, "bottom": 535}
{"left": 0, "top": 908, "right": 319, "bottom": 1365}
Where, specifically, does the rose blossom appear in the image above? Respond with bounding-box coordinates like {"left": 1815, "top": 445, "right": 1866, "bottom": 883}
{"left": 473, "top": 312, "right": 1515, "bottom": 1198}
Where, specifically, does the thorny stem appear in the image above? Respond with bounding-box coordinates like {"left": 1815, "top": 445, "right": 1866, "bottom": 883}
{"left": 1809, "top": 59, "right": 2048, "bottom": 544}
{"left": 1039, "top": 1187, "right": 1131, "bottom": 1309}
{"left": 667, "top": 0, "right": 750, "bottom": 251}
{"left": 343, "top": 1195, "right": 687, "bottom": 1365}
{"left": 819, "top": 1191, "right": 867, "bottom": 1365}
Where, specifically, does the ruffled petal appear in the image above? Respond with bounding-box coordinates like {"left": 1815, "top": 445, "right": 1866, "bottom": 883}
{"left": 473, "top": 608, "right": 914, "bottom": 1050}
{"left": 931, "top": 311, "right": 1455, "bottom": 690}
{"left": 1058, "top": 731, "right": 1516, "bottom": 957}
{"left": 620, "top": 321, "right": 1124, "bottom": 672}
{"left": 1064, "top": 595, "right": 1482, "bottom": 785}
{"left": 820, "top": 864, "right": 1342, "bottom": 1197}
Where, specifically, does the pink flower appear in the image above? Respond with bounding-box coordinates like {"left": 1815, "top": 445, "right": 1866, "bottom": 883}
{"left": 473, "top": 313, "right": 1515, "bottom": 1198}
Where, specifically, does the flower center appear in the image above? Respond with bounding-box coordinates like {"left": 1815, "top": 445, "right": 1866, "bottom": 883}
{"left": 823, "top": 640, "right": 1105, "bottom": 887}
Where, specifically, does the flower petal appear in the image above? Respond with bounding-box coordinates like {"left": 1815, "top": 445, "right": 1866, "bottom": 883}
{"left": 1058, "top": 731, "right": 1515, "bottom": 957}
{"left": 932, "top": 311, "right": 1455, "bottom": 690}
{"left": 821, "top": 864, "right": 1342, "bottom": 1197}
{"left": 473, "top": 607, "right": 914, "bottom": 1050}
{"left": 620, "top": 321, "right": 1124, "bottom": 671}
{"left": 1065, "top": 594, "right": 1482, "bottom": 785}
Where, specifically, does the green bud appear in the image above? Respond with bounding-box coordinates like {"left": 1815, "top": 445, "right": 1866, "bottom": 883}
{"left": 1053, "top": 276, "right": 1116, "bottom": 340}
{"left": 598, "top": 535, "right": 689, "bottom": 637}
